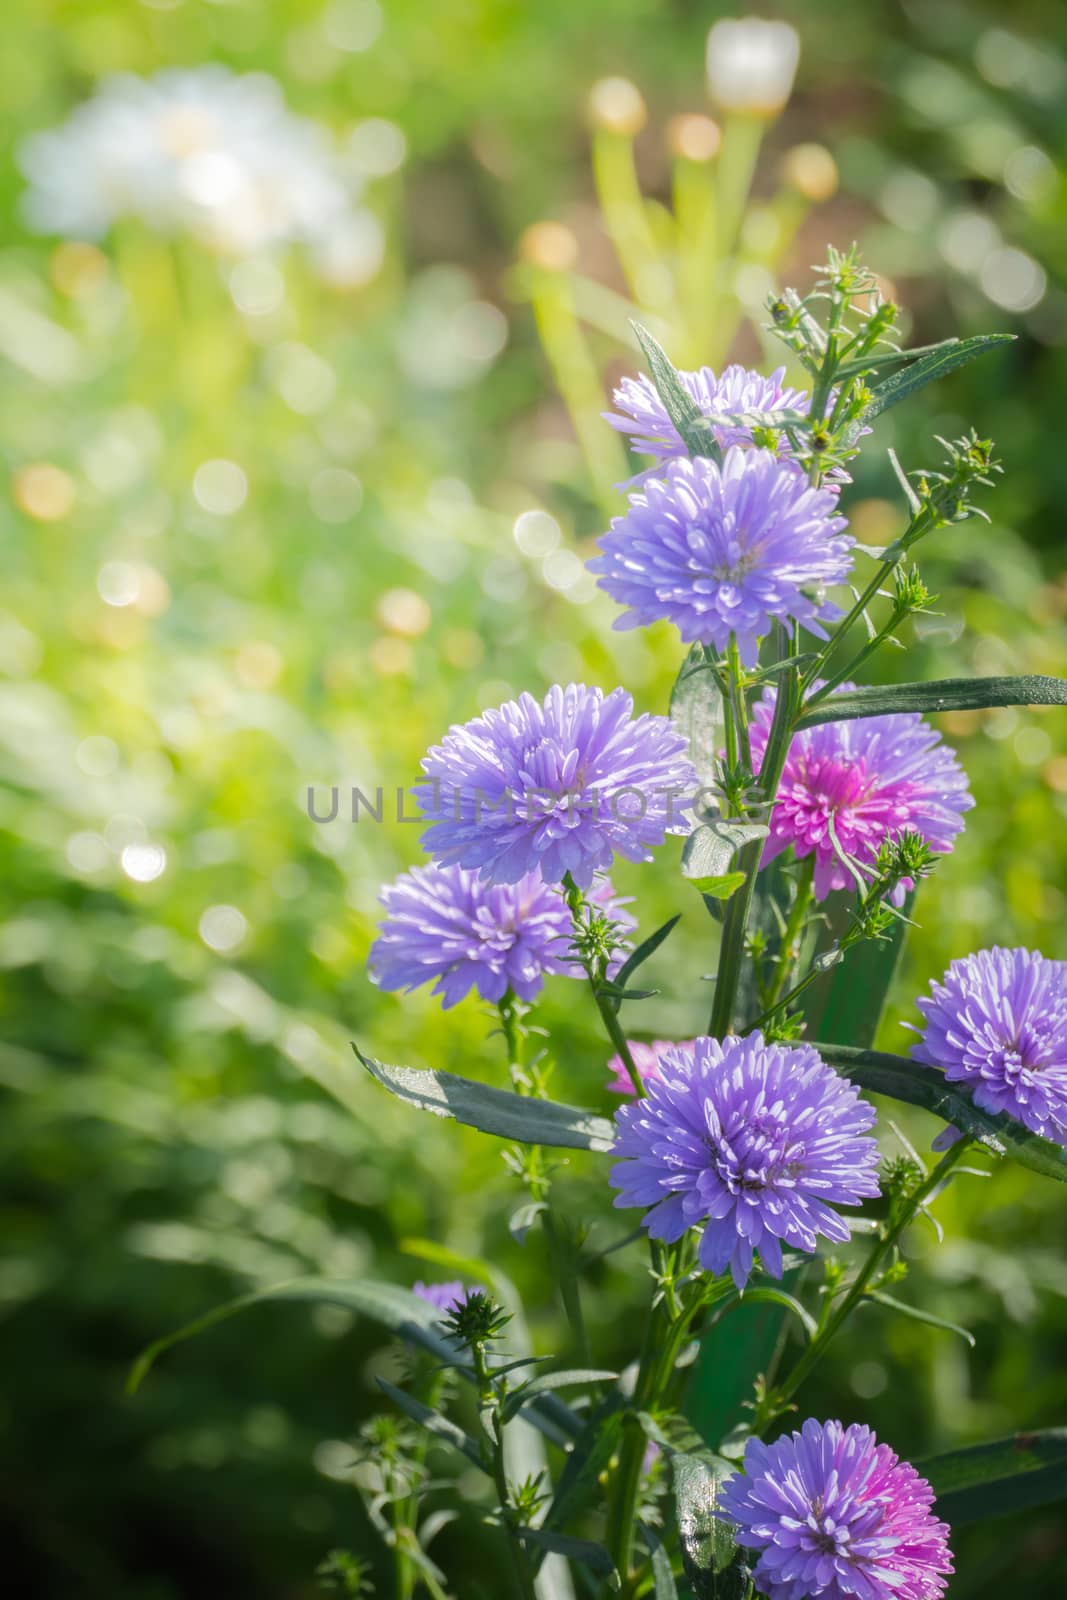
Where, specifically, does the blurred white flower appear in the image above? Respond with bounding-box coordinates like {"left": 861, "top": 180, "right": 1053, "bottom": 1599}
{"left": 18, "top": 66, "right": 381, "bottom": 278}
{"left": 705, "top": 18, "right": 800, "bottom": 118}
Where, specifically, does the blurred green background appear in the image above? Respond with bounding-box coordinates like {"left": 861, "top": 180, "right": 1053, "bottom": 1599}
{"left": 2, "top": 1, "right": 1066, "bottom": 1595}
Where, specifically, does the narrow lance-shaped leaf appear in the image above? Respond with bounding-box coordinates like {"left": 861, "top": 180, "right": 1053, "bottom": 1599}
{"left": 500, "top": 1369, "right": 618, "bottom": 1424}
{"left": 672, "top": 1452, "right": 749, "bottom": 1600}
{"left": 920, "top": 1428, "right": 1067, "bottom": 1525}
{"left": 356, "top": 1045, "right": 615, "bottom": 1152}
{"left": 632, "top": 321, "right": 721, "bottom": 460}
{"left": 609, "top": 913, "right": 682, "bottom": 1012}
{"left": 857, "top": 333, "right": 1014, "bottom": 421}
{"left": 865, "top": 1291, "right": 975, "bottom": 1348}
{"left": 127, "top": 1275, "right": 584, "bottom": 1447}
{"left": 515, "top": 1527, "right": 616, "bottom": 1578}
{"left": 797, "top": 675, "right": 1067, "bottom": 730}
{"left": 815, "top": 1043, "right": 1067, "bottom": 1185}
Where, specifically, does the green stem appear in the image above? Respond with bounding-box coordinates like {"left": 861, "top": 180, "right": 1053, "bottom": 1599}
{"left": 768, "top": 1139, "right": 971, "bottom": 1418}
{"left": 708, "top": 631, "right": 800, "bottom": 1036}
{"left": 470, "top": 1339, "right": 538, "bottom": 1600}
{"left": 764, "top": 854, "right": 815, "bottom": 1009}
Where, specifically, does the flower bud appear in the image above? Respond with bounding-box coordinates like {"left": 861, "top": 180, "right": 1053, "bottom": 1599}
{"left": 588, "top": 76, "right": 647, "bottom": 136}
{"left": 705, "top": 18, "right": 800, "bottom": 118}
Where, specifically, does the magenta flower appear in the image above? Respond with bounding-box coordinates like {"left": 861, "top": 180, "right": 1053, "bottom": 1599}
{"left": 606, "top": 363, "right": 810, "bottom": 484}
{"left": 722, "top": 1419, "right": 953, "bottom": 1600}
{"left": 605, "top": 1039, "right": 695, "bottom": 1094}
{"left": 910, "top": 946, "right": 1067, "bottom": 1148}
{"left": 609, "top": 1033, "right": 880, "bottom": 1289}
{"left": 589, "top": 451, "right": 852, "bottom": 665}
{"left": 415, "top": 683, "right": 696, "bottom": 889}
{"left": 749, "top": 683, "right": 973, "bottom": 901}
{"left": 369, "top": 863, "right": 634, "bottom": 1009}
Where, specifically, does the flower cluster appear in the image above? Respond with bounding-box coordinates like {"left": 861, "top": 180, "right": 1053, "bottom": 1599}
{"left": 590, "top": 450, "right": 852, "bottom": 664}
{"left": 911, "top": 946, "right": 1067, "bottom": 1148}
{"left": 19, "top": 67, "right": 384, "bottom": 279}
{"left": 370, "top": 864, "right": 633, "bottom": 1008}
{"left": 415, "top": 683, "right": 696, "bottom": 888}
{"left": 610, "top": 1033, "right": 880, "bottom": 1288}
{"left": 722, "top": 1419, "right": 953, "bottom": 1600}
{"left": 750, "top": 684, "right": 974, "bottom": 900}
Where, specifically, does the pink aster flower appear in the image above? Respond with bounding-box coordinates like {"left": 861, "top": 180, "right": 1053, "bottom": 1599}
{"left": 749, "top": 683, "right": 973, "bottom": 901}
{"left": 722, "top": 1419, "right": 953, "bottom": 1600}
{"left": 605, "top": 1039, "right": 696, "bottom": 1094}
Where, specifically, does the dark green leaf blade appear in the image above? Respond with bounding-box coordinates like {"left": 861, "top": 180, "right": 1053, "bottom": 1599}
{"left": 815, "top": 1043, "right": 1067, "bottom": 1184}
{"left": 797, "top": 675, "right": 1067, "bottom": 729}
{"left": 377, "top": 1377, "right": 484, "bottom": 1468}
{"left": 501, "top": 1368, "right": 618, "bottom": 1423}
{"left": 859, "top": 333, "right": 1014, "bottom": 420}
{"left": 610, "top": 914, "right": 682, "bottom": 1011}
{"left": 129, "top": 1276, "right": 468, "bottom": 1395}
{"left": 516, "top": 1527, "right": 616, "bottom": 1577}
{"left": 672, "top": 1451, "right": 748, "bottom": 1600}
{"left": 355, "top": 1045, "right": 615, "bottom": 1152}
{"left": 643, "top": 1525, "right": 680, "bottom": 1599}
{"left": 921, "top": 1429, "right": 1067, "bottom": 1525}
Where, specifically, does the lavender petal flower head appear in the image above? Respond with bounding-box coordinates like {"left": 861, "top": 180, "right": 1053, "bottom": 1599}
{"left": 911, "top": 947, "right": 1067, "bottom": 1148}
{"left": 750, "top": 682, "right": 973, "bottom": 901}
{"left": 370, "top": 864, "right": 634, "bottom": 1009}
{"left": 606, "top": 1038, "right": 696, "bottom": 1095}
{"left": 589, "top": 451, "right": 852, "bottom": 666}
{"left": 721, "top": 1419, "right": 953, "bottom": 1600}
{"left": 606, "top": 364, "right": 811, "bottom": 484}
{"left": 412, "top": 1280, "right": 481, "bottom": 1314}
{"left": 415, "top": 684, "right": 697, "bottom": 889}
{"left": 610, "top": 1033, "right": 880, "bottom": 1289}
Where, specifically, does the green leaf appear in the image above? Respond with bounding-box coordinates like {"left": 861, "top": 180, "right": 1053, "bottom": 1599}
{"left": 376, "top": 1377, "right": 484, "bottom": 1468}
{"left": 355, "top": 1045, "right": 615, "bottom": 1152}
{"left": 689, "top": 870, "right": 747, "bottom": 901}
{"left": 128, "top": 1276, "right": 464, "bottom": 1396}
{"left": 544, "top": 1396, "right": 625, "bottom": 1534}
{"left": 920, "top": 1429, "right": 1067, "bottom": 1525}
{"left": 501, "top": 1368, "right": 618, "bottom": 1423}
{"left": 632, "top": 322, "right": 720, "bottom": 460}
{"left": 801, "top": 888, "right": 915, "bottom": 1048}
{"left": 642, "top": 1525, "right": 680, "bottom": 1599}
{"left": 670, "top": 643, "right": 725, "bottom": 790}
{"left": 682, "top": 820, "right": 769, "bottom": 893}
{"left": 865, "top": 1291, "right": 975, "bottom": 1348}
{"left": 815, "top": 1043, "right": 1067, "bottom": 1184}
{"left": 515, "top": 1526, "right": 616, "bottom": 1577}
{"left": 714, "top": 1285, "right": 817, "bottom": 1341}
{"left": 797, "top": 675, "right": 1067, "bottom": 729}
{"left": 835, "top": 336, "right": 993, "bottom": 383}
{"left": 858, "top": 333, "right": 1014, "bottom": 421}
{"left": 609, "top": 914, "right": 683, "bottom": 1011}
{"left": 672, "top": 1452, "right": 748, "bottom": 1600}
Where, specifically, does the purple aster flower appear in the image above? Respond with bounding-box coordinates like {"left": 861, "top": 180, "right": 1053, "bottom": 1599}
{"left": 412, "top": 1280, "right": 481, "bottom": 1314}
{"left": 589, "top": 451, "right": 852, "bottom": 665}
{"left": 721, "top": 1419, "right": 953, "bottom": 1600}
{"left": 415, "top": 683, "right": 697, "bottom": 889}
{"left": 610, "top": 1033, "right": 880, "bottom": 1289}
{"left": 749, "top": 683, "right": 973, "bottom": 901}
{"left": 910, "top": 947, "right": 1067, "bottom": 1148}
{"left": 606, "top": 1038, "right": 695, "bottom": 1095}
{"left": 369, "top": 863, "right": 635, "bottom": 1009}
{"left": 605, "top": 363, "right": 811, "bottom": 485}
